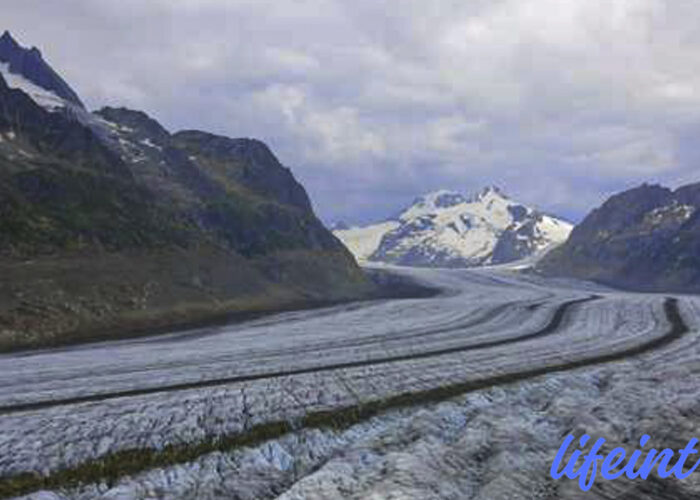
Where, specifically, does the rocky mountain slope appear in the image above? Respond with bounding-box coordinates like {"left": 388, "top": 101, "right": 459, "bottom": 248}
{"left": 539, "top": 182, "right": 700, "bottom": 292}
{"left": 0, "top": 31, "right": 376, "bottom": 351}
{"left": 334, "top": 187, "right": 572, "bottom": 267}
{"left": 0, "top": 30, "right": 83, "bottom": 108}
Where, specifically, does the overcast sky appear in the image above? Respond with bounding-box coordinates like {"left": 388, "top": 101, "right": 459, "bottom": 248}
{"left": 5, "top": 0, "right": 700, "bottom": 223}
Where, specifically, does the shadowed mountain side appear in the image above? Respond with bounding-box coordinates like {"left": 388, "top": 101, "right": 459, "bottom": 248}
{"left": 0, "top": 33, "right": 383, "bottom": 351}
{"left": 539, "top": 182, "right": 700, "bottom": 292}
{"left": 0, "top": 30, "right": 84, "bottom": 108}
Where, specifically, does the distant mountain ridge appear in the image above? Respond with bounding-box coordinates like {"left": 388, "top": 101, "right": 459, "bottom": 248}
{"left": 539, "top": 182, "right": 700, "bottom": 292}
{"left": 334, "top": 187, "right": 573, "bottom": 267}
{"left": 0, "top": 31, "right": 375, "bottom": 350}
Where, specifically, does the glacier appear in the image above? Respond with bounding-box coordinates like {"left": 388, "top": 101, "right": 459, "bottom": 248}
{"left": 2, "top": 264, "right": 700, "bottom": 499}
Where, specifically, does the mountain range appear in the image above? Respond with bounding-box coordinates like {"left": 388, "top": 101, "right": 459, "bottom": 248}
{"left": 539, "top": 182, "right": 700, "bottom": 292}
{"left": 2, "top": 28, "right": 699, "bottom": 353}
{"left": 334, "top": 187, "right": 573, "bottom": 267}
{"left": 0, "top": 31, "right": 377, "bottom": 351}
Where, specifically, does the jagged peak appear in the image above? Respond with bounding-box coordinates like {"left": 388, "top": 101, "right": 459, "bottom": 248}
{"left": 405, "top": 186, "right": 515, "bottom": 214}
{"left": 0, "top": 32, "right": 44, "bottom": 61}
{"left": 412, "top": 190, "right": 465, "bottom": 209}
{"left": 0, "top": 32, "right": 45, "bottom": 63}
{"left": 95, "top": 106, "right": 171, "bottom": 142}
{"left": 0, "top": 30, "right": 17, "bottom": 46}
{"left": 175, "top": 129, "right": 273, "bottom": 150}
{"left": 174, "top": 129, "right": 268, "bottom": 148}
{"left": 97, "top": 105, "right": 159, "bottom": 123}
{"left": 408, "top": 186, "right": 512, "bottom": 210}
{"left": 173, "top": 129, "right": 284, "bottom": 167}
{"left": 474, "top": 185, "right": 509, "bottom": 201}
{"left": 0, "top": 30, "right": 84, "bottom": 109}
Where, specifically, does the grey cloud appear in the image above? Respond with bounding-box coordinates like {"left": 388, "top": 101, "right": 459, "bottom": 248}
{"left": 4, "top": 0, "right": 700, "bottom": 224}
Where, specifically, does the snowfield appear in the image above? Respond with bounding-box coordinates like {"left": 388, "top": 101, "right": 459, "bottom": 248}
{"left": 334, "top": 188, "right": 573, "bottom": 267}
{"left": 332, "top": 221, "right": 400, "bottom": 262}
{"left": 0, "top": 62, "right": 68, "bottom": 112}
{"left": 3, "top": 265, "right": 700, "bottom": 499}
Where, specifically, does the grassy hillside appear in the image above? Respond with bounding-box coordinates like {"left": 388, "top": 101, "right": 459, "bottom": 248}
{"left": 0, "top": 76, "right": 376, "bottom": 351}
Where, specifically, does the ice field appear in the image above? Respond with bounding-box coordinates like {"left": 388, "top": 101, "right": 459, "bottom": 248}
{"left": 3, "top": 265, "right": 700, "bottom": 499}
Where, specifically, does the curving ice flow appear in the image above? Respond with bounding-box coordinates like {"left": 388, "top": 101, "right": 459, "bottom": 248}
{"left": 2, "top": 266, "right": 700, "bottom": 499}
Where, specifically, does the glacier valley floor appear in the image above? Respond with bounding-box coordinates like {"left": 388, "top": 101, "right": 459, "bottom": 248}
{"left": 2, "top": 265, "right": 700, "bottom": 499}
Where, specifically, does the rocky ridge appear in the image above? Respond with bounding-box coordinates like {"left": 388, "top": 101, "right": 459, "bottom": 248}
{"left": 0, "top": 31, "right": 376, "bottom": 350}
{"left": 539, "top": 182, "right": 700, "bottom": 292}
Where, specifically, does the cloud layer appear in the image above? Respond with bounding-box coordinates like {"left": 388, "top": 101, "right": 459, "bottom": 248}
{"left": 5, "top": 0, "right": 700, "bottom": 223}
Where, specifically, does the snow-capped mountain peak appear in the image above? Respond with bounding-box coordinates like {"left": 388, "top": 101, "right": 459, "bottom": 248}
{"left": 0, "top": 31, "right": 17, "bottom": 49}
{"left": 0, "top": 30, "right": 84, "bottom": 111}
{"left": 474, "top": 185, "right": 508, "bottom": 202}
{"left": 410, "top": 190, "right": 466, "bottom": 211}
{"left": 334, "top": 187, "right": 573, "bottom": 267}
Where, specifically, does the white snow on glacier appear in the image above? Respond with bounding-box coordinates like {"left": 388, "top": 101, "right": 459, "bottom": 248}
{"left": 4, "top": 265, "right": 700, "bottom": 499}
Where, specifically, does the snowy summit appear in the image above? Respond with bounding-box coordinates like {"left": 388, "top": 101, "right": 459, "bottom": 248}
{"left": 0, "top": 30, "right": 84, "bottom": 111}
{"left": 334, "top": 186, "right": 573, "bottom": 267}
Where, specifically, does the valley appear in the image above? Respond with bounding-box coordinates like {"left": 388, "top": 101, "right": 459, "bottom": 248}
{"left": 1, "top": 20, "right": 700, "bottom": 500}
{"left": 1, "top": 265, "right": 698, "bottom": 499}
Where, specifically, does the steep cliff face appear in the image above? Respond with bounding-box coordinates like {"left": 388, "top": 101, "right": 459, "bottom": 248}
{"left": 539, "top": 183, "right": 700, "bottom": 292}
{"left": 172, "top": 130, "right": 313, "bottom": 211}
{"left": 0, "top": 30, "right": 84, "bottom": 108}
{"left": 91, "top": 107, "right": 347, "bottom": 259}
{"left": 0, "top": 32, "right": 374, "bottom": 351}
